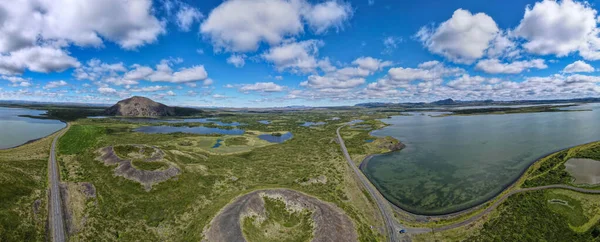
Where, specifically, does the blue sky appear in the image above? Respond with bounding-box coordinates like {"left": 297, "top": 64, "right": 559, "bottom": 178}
{"left": 1, "top": 0, "right": 600, "bottom": 107}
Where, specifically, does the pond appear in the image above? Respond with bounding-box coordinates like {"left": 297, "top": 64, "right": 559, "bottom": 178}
{"left": 133, "top": 126, "right": 245, "bottom": 135}
{"left": 90, "top": 116, "right": 242, "bottom": 126}
{"left": 363, "top": 103, "right": 600, "bottom": 215}
{"left": 301, "top": 121, "right": 326, "bottom": 127}
{"left": 212, "top": 139, "right": 223, "bottom": 148}
{"left": 258, "top": 120, "right": 271, "bottom": 124}
{"left": 258, "top": 132, "right": 294, "bottom": 143}
{"left": 0, "top": 107, "right": 66, "bottom": 149}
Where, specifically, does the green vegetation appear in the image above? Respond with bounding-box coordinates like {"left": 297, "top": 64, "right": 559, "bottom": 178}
{"left": 465, "top": 190, "right": 600, "bottom": 241}
{"left": 0, "top": 134, "right": 52, "bottom": 241}
{"left": 114, "top": 145, "right": 141, "bottom": 158}
{"left": 225, "top": 137, "right": 248, "bottom": 146}
{"left": 56, "top": 112, "right": 383, "bottom": 241}
{"left": 131, "top": 160, "right": 168, "bottom": 171}
{"left": 59, "top": 125, "right": 105, "bottom": 154}
{"left": 242, "top": 197, "right": 314, "bottom": 242}
{"left": 523, "top": 141, "right": 600, "bottom": 188}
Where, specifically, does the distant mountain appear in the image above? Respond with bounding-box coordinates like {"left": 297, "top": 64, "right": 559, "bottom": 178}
{"left": 355, "top": 97, "right": 600, "bottom": 108}
{"left": 104, "top": 96, "right": 176, "bottom": 117}
{"left": 431, "top": 98, "right": 455, "bottom": 105}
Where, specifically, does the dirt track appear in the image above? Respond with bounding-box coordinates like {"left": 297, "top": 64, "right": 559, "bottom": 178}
{"left": 203, "top": 188, "right": 358, "bottom": 242}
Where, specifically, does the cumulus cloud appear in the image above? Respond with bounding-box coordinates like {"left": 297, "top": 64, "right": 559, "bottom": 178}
{"left": 262, "top": 40, "right": 323, "bottom": 73}
{"left": 301, "top": 75, "right": 365, "bottom": 89}
{"left": 200, "top": 0, "right": 352, "bottom": 52}
{"left": 227, "top": 55, "right": 246, "bottom": 68}
{"left": 239, "top": 82, "right": 285, "bottom": 92}
{"left": 352, "top": 56, "right": 392, "bottom": 71}
{"left": 475, "top": 59, "right": 547, "bottom": 74}
{"left": 515, "top": 0, "right": 597, "bottom": 57}
{"left": 44, "top": 80, "right": 68, "bottom": 89}
{"left": 0, "top": 46, "right": 80, "bottom": 74}
{"left": 75, "top": 59, "right": 211, "bottom": 87}
{"left": 176, "top": 4, "right": 203, "bottom": 31}
{"left": 0, "top": 0, "right": 165, "bottom": 52}
{"left": 416, "top": 9, "right": 499, "bottom": 64}
{"left": 304, "top": 1, "right": 352, "bottom": 34}
{"left": 563, "top": 60, "right": 595, "bottom": 73}
{"left": 130, "top": 85, "right": 170, "bottom": 92}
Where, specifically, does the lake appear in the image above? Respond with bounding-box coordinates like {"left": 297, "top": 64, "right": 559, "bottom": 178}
{"left": 0, "top": 107, "right": 66, "bottom": 149}
{"left": 363, "top": 103, "right": 600, "bottom": 215}
{"left": 91, "top": 117, "right": 242, "bottom": 126}
{"left": 258, "top": 132, "right": 294, "bottom": 143}
{"left": 134, "top": 126, "right": 245, "bottom": 135}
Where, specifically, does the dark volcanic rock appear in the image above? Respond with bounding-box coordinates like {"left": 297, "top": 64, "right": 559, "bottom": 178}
{"left": 104, "top": 96, "right": 175, "bottom": 117}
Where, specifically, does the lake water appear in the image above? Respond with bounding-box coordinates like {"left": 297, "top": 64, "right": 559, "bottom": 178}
{"left": 91, "top": 117, "right": 241, "bottom": 126}
{"left": 0, "top": 107, "right": 66, "bottom": 149}
{"left": 363, "top": 103, "right": 600, "bottom": 215}
{"left": 258, "top": 132, "right": 294, "bottom": 143}
{"left": 301, "top": 121, "right": 326, "bottom": 127}
{"left": 134, "top": 126, "right": 245, "bottom": 135}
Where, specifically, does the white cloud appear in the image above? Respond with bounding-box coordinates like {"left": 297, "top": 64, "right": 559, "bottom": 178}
{"left": 74, "top": 59, "right": 126, "bottom": 81}
{"left": 352, "top": 56, "right": 392, "bottom": 72}
{"left": 262, "top": 40, "right": 323, "bottom": 73}
{"left": 239, "top": 82, "right": 285, "bottom": 92}
{"left": 304, "top": 1, "right": 352, "bottom": 34}
{"left": 166, "top": 90, "right": 176, "bottom": 96}
{"left": 515, "top": 0, "right": 597, "bottom": 57}
{"left": 301, "top": 75, "right": 364, "bottom": 89}
{"left": 475, "top": 59, "right": 547, "bottom": 74}
{"left": 44, "top": 80, "right": 68, "bottom": 89}
{"left": 416, "top": 9, "right": 499, "bottom": 64}
{"left": 382, "top": 36, "right": 402, "bottom": 54}
{"left": 563, "top": 60, "right": 595, "bottom": 73}
{"left": 212, "top": 94, "right": 228, "bottom": 99}
{"left": 227, "top": 55, "right": 246, "bottom": 68}
{"left": 176, "top": 5, "right": 203, "bottom": 31}
{"left": 130, "top": 85, "right": 169, "bottom": 92}
{"left": 0, "top": 46, "right": 80, "bottom": 74}
{"left": 98, "top": 87, "right": 117, "bottom": 94}
{"left": 200, "top": 0, "right": 352, "bottom": 52}
{"left": 0, "top": 0, "right": 165, "bottom": 52}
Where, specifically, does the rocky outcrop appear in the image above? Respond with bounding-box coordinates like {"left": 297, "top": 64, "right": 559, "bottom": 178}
{"left": 104, "top": 96, "right": 175, "bottom": 117}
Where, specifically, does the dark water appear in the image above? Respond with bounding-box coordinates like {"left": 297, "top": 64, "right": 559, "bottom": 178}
{"left": 0, "top": 107, "right": 65, "bottom": 149}
{"left": 301, "top": 121, "right": 326, "bottom": 127}
{"left": 212, "top": 139, "right": 223, "bottom": 148}
{"left": 91, "top": 117, "right": 241, "bottom": 126}
{"left": 258, "top": 132, "right": 294, "bottom": 143}
{"left": 363, "top": 103, "right": 600, "bottom": 215}
{"left": 134, "top": 126, "right": 245, "bottom": 135}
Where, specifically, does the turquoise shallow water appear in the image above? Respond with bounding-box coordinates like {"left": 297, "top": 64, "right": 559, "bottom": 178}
{"left": 0, "top": 107, "right": 66, "bottom": 149}
{"left": 363, "top": 103, "right": 600, "bottom": 215}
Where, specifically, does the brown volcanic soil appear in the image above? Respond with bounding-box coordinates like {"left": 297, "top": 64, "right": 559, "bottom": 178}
{"left": 95, "top": 145, "right": 180, "bottom": 191}
{"left": 203, "top": 189, "right": 358, "bottom": 242}
{"left": 104, "top": 96, "right": 175, "bottom": 117}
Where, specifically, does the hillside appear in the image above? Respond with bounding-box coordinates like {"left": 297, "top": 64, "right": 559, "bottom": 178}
{"left": 104, "top": 96, "right": 176, "bottom": 117}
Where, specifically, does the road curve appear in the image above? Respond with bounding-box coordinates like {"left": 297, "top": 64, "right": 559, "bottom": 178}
{"left": 49, "top": 128, "right": 68, "bottom": 242}
{"left": 427, "top": 184, "right": 600, "bottom": 233}
{"left": 336, "top": 125, "right": 403, "bottom": 242}
{"left": 337, "top": 124, "right": 600, "bottom": 237}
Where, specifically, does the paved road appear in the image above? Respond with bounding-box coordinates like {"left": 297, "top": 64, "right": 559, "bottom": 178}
{"left": 336, "top": 125, "right": 404, "bottom": 242}
{"left": 49, "top": 128, "right": 68, "bottom": 242}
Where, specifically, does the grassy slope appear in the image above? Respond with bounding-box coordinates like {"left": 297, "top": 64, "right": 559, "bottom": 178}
{"left": 242, "top": 197, "right": 314, "bottom": 242}
{"left": 58, "top": 114, "right": 383, "bottom": 241}
{"left": 0, "top": 132, "right": 54, "bottom": 241}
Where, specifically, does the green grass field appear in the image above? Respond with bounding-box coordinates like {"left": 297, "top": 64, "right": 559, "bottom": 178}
{"left": 55, "top": 113, "right": 384, "bottom": 241}
{"left": 0, "top": 133, "right": 54, "bottom": 241}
